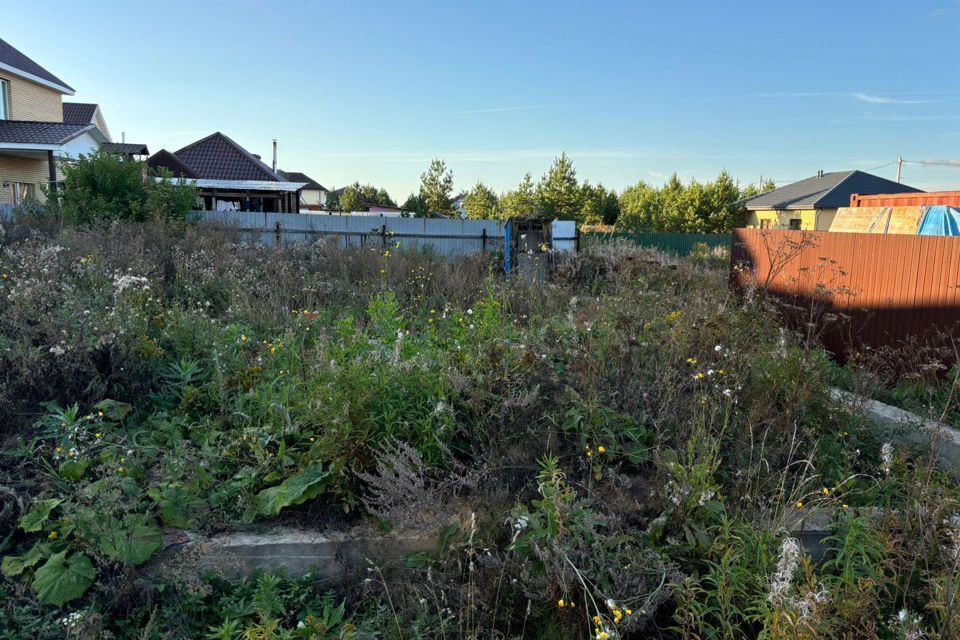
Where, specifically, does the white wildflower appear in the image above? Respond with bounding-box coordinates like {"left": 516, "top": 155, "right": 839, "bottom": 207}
{"left": 112, "top": 274, "right": 150, "bottom": 296}
{"left": 714, "top": 344, "right": 722, "bottom": 352}
{"left": 769, "top": 537, "right": 801, "bottom": 604}
{"left": 722, "top": 388, "right": 733, "bottom": 398}
{"left": 881, "top": 442, "right": 893, "bottom": 477}
{"left": 49, "top": 345, "right": 65, "bottom": 356}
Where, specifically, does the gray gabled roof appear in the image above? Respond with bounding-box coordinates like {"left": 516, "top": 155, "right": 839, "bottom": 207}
{"left": 0, "top": 120, "right": 96, "bottom": 145}
{"left": 0, "top": 38, "right": 74, "bottom": 94}
{"left": 281, "top": 171, "right": 326, "bottom": 191}
{"left": 743, "top": 170, "right": 923, "bottom": 210}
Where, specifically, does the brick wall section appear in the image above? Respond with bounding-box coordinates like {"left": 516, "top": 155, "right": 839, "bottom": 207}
{"left": 0, "top": 72, "right": 63, "bottom": 122}
{"left": 0, "top": 154, "right": 54, "bottom": 205}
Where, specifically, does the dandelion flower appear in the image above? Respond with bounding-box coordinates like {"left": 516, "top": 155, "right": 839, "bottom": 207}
{"left": 557, "top": 599, "right": 565, "bottom": 608}
{"left": 598, "top": 446, "right": 606, "bottom": 454}
{"left": 822, "top": 487, "right": 830, "bottom": 496}
{"left": 795, "top": 500, "right": 803, "bottom": 509}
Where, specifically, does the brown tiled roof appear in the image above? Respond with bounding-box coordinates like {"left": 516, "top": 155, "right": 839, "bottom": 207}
{"left": 62, "top": 102, "right": 98, "bottom": 125}
{"left": 148, "top": 149, "right": 197, "bottom": 178}
{"left": 171, "top": 132, "right": 282, "bottom": 181}
{"left": 0, "top": 38, "right": 74, "bottom": 94}
{"left": 281, "top": 171, "right": 326, "bottom": 191}
{"left": 102, "top": 142, "right": 149, "bottom": 155}
{"left": 0, "top": 120, "right": 94, "bottom": 145}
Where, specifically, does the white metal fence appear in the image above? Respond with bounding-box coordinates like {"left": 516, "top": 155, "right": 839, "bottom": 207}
{"left": 194, "top": 210, "right": 507, "bottom": 255}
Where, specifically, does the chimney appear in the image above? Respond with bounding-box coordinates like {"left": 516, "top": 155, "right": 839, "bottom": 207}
{"left": 121, "top": 131, "right": 126, "bottom": 143}
{"left": 272, "top": 139, "right": 277, "bottom": 173}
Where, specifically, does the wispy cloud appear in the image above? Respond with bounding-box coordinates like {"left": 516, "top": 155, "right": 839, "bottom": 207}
{"left": 754, "top": 90, "right": 954, "bottom": 104}
{"left": 459, "top": 104, "right": 572, "bottom": 114}
{"left": 849, "top": 92, "right": 937, "bottom": 105}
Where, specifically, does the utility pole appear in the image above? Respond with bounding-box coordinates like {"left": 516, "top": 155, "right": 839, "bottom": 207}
{"left": 896, "top": 156, "right": 902, "bottom": 183}
{"left": 758, "top": 176, "right": 763, "bottom": 192}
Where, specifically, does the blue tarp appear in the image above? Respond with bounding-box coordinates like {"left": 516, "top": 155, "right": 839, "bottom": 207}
{"left": 918, "top": 206, "right": 960, "bottom": 236}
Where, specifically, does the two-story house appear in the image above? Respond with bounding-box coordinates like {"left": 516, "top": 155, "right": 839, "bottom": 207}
{"left": 0, "top": 38, "right": 147, "bottom": 206}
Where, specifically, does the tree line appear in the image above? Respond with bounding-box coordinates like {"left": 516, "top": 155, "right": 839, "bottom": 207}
{"left": 331, "top": 153, "right": 777, "bottom": 233}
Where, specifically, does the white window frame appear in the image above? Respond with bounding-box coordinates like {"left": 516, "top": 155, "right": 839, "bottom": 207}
{"left": 0, "top": 78, "right": 8, "bottom": 120}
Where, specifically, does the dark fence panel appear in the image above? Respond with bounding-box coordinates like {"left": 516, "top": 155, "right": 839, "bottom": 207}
{"left": 585, "top": 231, "right": 731, "bottom": 255}
{"left": 731, "top": 229, "right": 960, "bottom": 355}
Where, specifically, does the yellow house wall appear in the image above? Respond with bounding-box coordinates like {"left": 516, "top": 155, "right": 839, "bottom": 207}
{"left": 0, "top": 72, "right": 64, "bottom": 122}
{"left": 745, "top": 208, "right": 836, "bottom": 231}
{"left": 0, "top": 154, "right": 53, "bottom": 205}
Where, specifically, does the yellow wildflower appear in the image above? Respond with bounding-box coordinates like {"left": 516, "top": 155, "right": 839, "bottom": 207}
{"left": 48, "top": 531, "right": 58, "bottom": 540}
{"left": 97, "top": 411, "right": 104, "bottom": 418}
{"left": 557, "top": 599, "right": 565, "bottom": 608}
{"left": 822, "top": 487, "right": 830, "bottom": 496}
{"left": 586, "top": 450, "right": 593, "bottom": 458}
{"left": 94, "top": 432, "right": 103, "bottom": 439}
{"left": 241, "top": 334, "right": 248, "bottom": 342}
{"left": 598, "top": 446, "right": 606, "bottom": 454}
{"left": 626, "top": 609, "right": 633, "bottom": 615}
{"left": 796, "top": 500, "right": 804, "bottom": 509}
{"left": 686, "top": 357, "right": 697, "bottom": 364}
{"left": 842, "top": 503, "right": 849, "bottom": 510}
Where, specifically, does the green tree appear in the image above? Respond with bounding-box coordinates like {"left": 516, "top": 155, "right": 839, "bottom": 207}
{"left": 54, "top": 150, "right": 196, "bottom": 224}
{"left": 618, "top": 170, "right": 750, "bottom": 233}
{"left": 335, "top": 182, "right": 395, "bottom": 211}
{"left": 339, "top": 185, "right": 363, "bottom": 211}
{"left": 146, "top": 168, "right": 199, "bottom": 222}
{"left": 536, "top": 153, "right": 581, "bottom": 220}
{"left": 500, "top": 173, "right": 537, "bottom": 219}
{"left": 462, "top": 181, "right": 500, "bottom": 220}
{"left": 418, "top": 158, "right": 454, "bottom": 215}
{"left": 401, "top": 192, "right": 430, "bottom": 217}
{"left": 580, "top": 182, "right": 620, "bottom": 226}
{"left": 740, "top": 178, "right": 777, "bottom": 199}
{"left": 617, "top": 181, "right": 660, "bottom": 232}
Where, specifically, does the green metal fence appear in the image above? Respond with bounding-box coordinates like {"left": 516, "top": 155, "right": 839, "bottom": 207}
{"left": 583, "top": 231, "right": 731, "bottom": 255}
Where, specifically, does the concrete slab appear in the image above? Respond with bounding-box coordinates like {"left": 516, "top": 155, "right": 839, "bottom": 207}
{"left": 153, "top": 526, "right": 434, "bottom": 579}
{"left": 829, "top": 388, "right": 960, "bottom": 470}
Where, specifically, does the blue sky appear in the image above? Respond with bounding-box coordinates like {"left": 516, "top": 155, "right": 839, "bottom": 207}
{"left": 7, "top": 1, "right": 960, "bottom": 199}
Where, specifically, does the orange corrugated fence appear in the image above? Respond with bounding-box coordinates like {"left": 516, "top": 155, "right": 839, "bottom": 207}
{"left": 850, "top": 191, "right": 960, "bottom": 208}
{"left": 730, "top": 229, "right": 960, "bottom": 356}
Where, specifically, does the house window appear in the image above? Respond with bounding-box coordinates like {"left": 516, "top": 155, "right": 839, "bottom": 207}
{"left": 12, "top": 183, "right": 36, "bottom": 205}
{"left": 788, "top": 218, "right": 802, "bottom": 230}
{"left": 0, "top": 79, "right": 8, "bottom": 120}
{"left": 759, "top": 219, "right": 772, "bottom": 229}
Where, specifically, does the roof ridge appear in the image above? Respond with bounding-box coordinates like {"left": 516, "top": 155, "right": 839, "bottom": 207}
{"left": 812, "top": 170, "right": 858, "bottom": 207}
{"left": 174, "top": 132, "right": 282, "bottom": 181}
{"left": 0, "top": 119, "right": 89, "bottom": 126}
